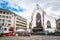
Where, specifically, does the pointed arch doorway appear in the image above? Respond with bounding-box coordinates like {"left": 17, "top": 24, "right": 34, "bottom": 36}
{"left": 33, "top": 13, "right": 43, "bottom": 32}
{"left": 36, "top": 13, "right": 42, "bottom": 27}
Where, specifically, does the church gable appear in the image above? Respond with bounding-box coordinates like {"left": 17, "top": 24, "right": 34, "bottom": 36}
{"left": 32, "top": 4, "right": 45, "bottom": 16}
{"left": 31, "top": 4, "right": 46, "bottom": 27}
{"left": 32, "top": 4, "right": 46, "bottom": 24}
{"left": 33, "top": 4, "right": 43, "bottom": 12}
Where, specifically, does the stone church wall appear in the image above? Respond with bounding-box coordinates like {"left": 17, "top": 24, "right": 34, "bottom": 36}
{"left": 44, "top": 15, "right": 56, "bottom": 33}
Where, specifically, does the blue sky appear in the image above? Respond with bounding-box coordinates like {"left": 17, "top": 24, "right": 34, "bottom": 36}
{"left": 0, "top": 0, "right": 60, "bottom": 20}
{"left": 0, "top": 0, "right": 25, "bottom": 13}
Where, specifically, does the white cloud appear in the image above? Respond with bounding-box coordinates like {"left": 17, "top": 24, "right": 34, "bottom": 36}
{"left": 3, "top": 0, "right": 60, "bottom": 20}
{"left": 15, "top": 3, "right": 36, "bottom": 20}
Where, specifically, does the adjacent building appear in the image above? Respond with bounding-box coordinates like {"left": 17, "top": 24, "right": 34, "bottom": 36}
{"left": 0, "top": 8, "right": 27, "bottom": 30}
{"left": 56, "top": 18, "right": 60, "bottom": 32}
{"left": 56, "top": 18, "right": 60, "bottom": 29}
{"left": 14, "top": 14, "right": 27, "bottom": 30}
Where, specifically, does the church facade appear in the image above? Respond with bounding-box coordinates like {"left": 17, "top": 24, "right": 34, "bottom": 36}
{"left": 29, "top": 4, "right": 56, "bottom": 33}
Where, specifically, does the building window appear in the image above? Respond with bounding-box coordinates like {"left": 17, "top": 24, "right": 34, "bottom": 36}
{"left": 0, "top": 26, "right": 2, "bottom": 30}
{"left": 6, "top": 12, "right": 9, "bottom": 14}
{"left": 3, "top": 12, "right": 5, "bottom": 14}
{"left": 36, "top": 13, "right": 42, "bottom": 27}
{"left": 3, "top": 28, "right": 7, "bottom": 31}
{"left": 0, "top": 11, "right": 2, "bottom": 13}
{"left": 2, "top": 16, "right": 5, "bottom": 18}
{"left": 47, "top": 20, "right": 51, "bottom": 28}
{"left": 6, "top": 16, "right": 8, "bottom": 18}
{"left": 9, "top": 16, "right": 11, "bottom": 19}
{"left": 8, "top": 20, "right": 11, "bottom": 22}
{"left": 0, "top": 19, "right": 1, "bottom": 21}
{"left": 0, "top": 15, "right": 1, "bottom": 17}
{"left": 2, "top": 19, "right": 5, "bottom": 22}
{"left": 2, "top": 23, "right": 4, "bottom": 26}
{"left": 8, "top": 24, "right": 11, "bottom": 26}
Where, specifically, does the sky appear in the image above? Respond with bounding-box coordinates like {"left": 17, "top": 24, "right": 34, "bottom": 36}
{"left": 0, "top": 0, "right": 60, "bottom": 20}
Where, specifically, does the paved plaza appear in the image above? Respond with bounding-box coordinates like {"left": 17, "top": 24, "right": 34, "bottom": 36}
{"left": 0, "top": 35, "right": 60, "bottom": 40}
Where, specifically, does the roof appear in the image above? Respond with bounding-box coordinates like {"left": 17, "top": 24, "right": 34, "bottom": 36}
{"left": 32, "top": 4, "right": 46, "bottom": 14}
{"left": 0, "top": 8, "right": 15, "bottom": 14}
{"left": 0, "top": 8, "right": 27, "bottom": 20}
{"left": 56, "top": 18, "right": 60, "bottom": 21}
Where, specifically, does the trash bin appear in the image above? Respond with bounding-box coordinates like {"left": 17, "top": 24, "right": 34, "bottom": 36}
{"left": 44, "top": 30, "right": 48, "bottom": 35}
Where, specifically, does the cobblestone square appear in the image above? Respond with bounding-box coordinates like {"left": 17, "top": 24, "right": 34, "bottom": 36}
{"left": 0, "top": 35, "right": 60, "bottom": 40}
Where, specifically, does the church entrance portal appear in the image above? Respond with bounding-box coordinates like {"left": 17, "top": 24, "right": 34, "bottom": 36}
{"left": 36, "top": 13, "right": 42, "bottom": 27}
{"left": 33, "top": 13, "right": 43, "bottom": 32}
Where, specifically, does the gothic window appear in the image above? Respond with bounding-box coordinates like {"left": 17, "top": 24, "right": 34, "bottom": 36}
{"left": 47, "top": 20, "right": 51, "bottom": 28}
{"left": 36, "top": 13, "right": 42, "bottom": 27}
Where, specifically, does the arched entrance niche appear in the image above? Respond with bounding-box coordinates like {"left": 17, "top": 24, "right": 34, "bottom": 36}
{"left": 36, "top": 13, "right": 42, "bottom": 28}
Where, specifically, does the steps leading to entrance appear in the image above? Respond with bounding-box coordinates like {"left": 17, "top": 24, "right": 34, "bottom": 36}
{"left": 32, "top": 27, "right": 44, "bottom": 35}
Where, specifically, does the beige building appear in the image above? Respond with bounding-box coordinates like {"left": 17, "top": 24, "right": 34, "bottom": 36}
{"left": 0, "top": 8, "right": 27, "bottom": 30}
{"left": 14, "top": 14, "right": 27, "bottom": 30}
